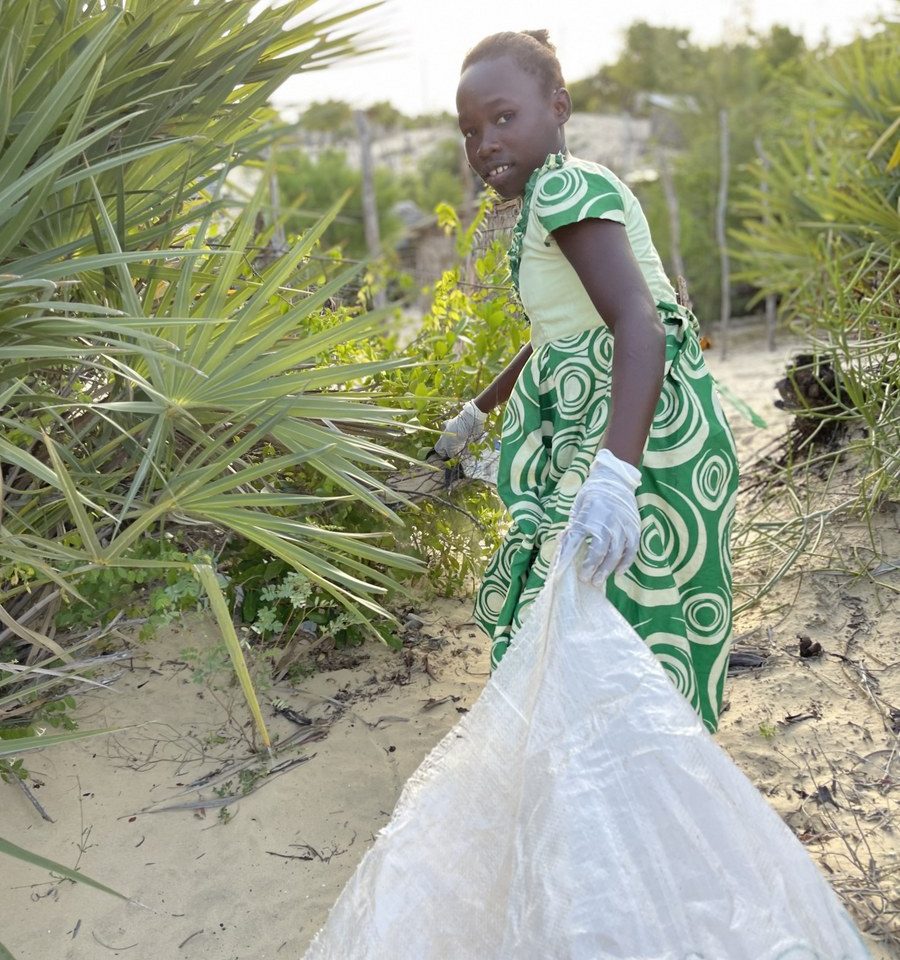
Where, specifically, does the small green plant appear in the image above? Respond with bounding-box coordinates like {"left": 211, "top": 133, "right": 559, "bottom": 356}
{"left": 370, "top": 202, "right": 527, "bottom": 594}
{"left": 758, "top": 721, "right": 778, "bottom": 740}
{"left": 0, "top": 696, "right": 80, "bottom": 783}
{"left": 33, "top": 696, "right": 78, "bottom": 731}
{"left": 181, "top": 644, "right": 232, "bottom": 687}
{"left": 54, "top": 560, "right": 158, "bottom": 631}
{"left": 143, "top": 566, "right": 208, "bottom": 638}
{"left": 240, "top": 566, "right": 380, "bottom": 651}
{"left": 0, "top": 758, "right": 27, "bottom": 783}
{"left": 250, "top": 572, "right": 314, "bottom": 639}
{"left": 54, "top": 539, "right": 214, "bottom": 638}
{"left": 213, "top": 781, "right": 233, "bottom": 798}
{"left": 238, "top": 767, "right": 263, "bottom": 795}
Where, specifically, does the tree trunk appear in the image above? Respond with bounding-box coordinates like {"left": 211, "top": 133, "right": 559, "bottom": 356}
{"left": 754, "top": 136, "right": 778, "bottom": 351}
{"left": 657, "top": 144, "right": 686, "bottom": 285}
{"left": 257, "top": 146, "right": 288, "bottom": 270}
{"left": 355, "top": 109, "right": 385, "bottom": 308}
{"left": 716, "top": 109, "right": 731, "bottom": 359}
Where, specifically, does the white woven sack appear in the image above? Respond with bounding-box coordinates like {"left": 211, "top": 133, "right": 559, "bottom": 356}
{"left": 303, "top": 558, "right": 870, "bottom": 960}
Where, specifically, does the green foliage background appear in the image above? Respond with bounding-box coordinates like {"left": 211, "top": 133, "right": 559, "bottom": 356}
{"left": 569, "top": 22, "right": 812, "bottom": 322}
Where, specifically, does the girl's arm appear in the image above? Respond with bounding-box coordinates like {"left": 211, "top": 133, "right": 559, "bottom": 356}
{"left": 552, "top": 218, "right": 665, "bottom": 466}
{"left": 432, "top": 342, "right": 533, "bottom": 459}
{"left": 473, "top": 342, "right": 534, "bottom": 414}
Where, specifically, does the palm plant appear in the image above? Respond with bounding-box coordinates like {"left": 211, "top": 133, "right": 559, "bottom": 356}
{"left": 0, "top": 4, "right": 430, "bottom": 944}
{"left": 733, "top": 24, "right": 899, "bottom": 510}
{"left": 1, "top": 0, "right": 422, "bottom": 777}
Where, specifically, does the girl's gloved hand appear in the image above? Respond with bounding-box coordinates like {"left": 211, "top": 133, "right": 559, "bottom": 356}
{"left": 433, "top": 400, "right": 488, "bottom": 459}
{"left": 558, "top": 448, "right": 642, "bottom": 586}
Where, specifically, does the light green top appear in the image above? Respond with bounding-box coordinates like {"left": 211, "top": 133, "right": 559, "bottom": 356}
{"left": 518, "top": 155, "right": 677, "bottom": 348}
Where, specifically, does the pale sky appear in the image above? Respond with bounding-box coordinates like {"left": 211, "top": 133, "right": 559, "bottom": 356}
{"left": 271, "top": 0, "right": 894, "bottom": 117}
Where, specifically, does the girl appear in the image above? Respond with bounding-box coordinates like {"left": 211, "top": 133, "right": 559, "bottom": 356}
{"left": 436, "top": 29, "right": 739, "bottom": 733}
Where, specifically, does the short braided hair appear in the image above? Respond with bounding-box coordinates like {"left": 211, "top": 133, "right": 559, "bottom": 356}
{"left": 461, "top": 30, "right": 565, "bottom": 95}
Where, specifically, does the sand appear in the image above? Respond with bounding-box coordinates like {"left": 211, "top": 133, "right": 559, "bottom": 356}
{"left": 4, "top": 328, "right": 899, "bottom": 959}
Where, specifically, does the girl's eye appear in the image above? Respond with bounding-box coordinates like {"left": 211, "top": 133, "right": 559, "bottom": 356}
{"left": 497, "top": 112, "right": 514, "bottom": 125}
{"left": 463, "top": 130, "right": 474, "bottom": 140}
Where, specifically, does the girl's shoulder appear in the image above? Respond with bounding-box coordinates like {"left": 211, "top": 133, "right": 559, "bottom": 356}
{"left": 547, "top": 153, "right": 619, "bottom": 177}
{"left": 533, "top": 154, "right": 626, "bottom": 189}
{"left": 530, "top": 155, "right": 629, "bottom": 237}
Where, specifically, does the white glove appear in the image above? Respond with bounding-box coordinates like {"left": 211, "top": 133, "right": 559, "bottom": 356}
{"left": 433, "top": 400, "right": 488, "bottom": 460}
{"left": 558, "top": 448, "right": 642, "bottom": 586}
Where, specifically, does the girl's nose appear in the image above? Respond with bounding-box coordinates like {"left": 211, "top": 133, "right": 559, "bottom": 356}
{"left": 476, "top": 131, "right": 500, "bottom": 159}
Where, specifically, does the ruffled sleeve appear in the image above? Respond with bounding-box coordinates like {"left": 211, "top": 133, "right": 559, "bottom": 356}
{"left": 532, "top": 165, "right": 625, "bottom": 242}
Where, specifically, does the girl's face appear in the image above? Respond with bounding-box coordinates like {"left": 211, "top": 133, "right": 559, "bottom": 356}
{"left": 457, "top": 55, "right": 570, "bottom": 200}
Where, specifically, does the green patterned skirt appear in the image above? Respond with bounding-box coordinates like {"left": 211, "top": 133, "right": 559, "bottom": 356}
{"left": 473, "top": 307, "right": 739, "bottom": 732}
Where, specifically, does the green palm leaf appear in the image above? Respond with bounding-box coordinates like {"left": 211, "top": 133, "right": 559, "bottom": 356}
{"left": 0, "top": 835, "right": 125, "bottom": 900}
{"left": 0, "top": 728, "right": 118, "bottom": 756}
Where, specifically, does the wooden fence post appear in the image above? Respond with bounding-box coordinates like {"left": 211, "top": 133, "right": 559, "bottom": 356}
{"left": 657, "top": 144, "right": 686, "bottom": 285}
{"left": 754, "top": 136, "right": 778, "bottom": 351}
{"left": 355, "top": 109, "right": 385, "bottom": 308}
{"left": 716, "top": 109, "right": 731, "bottom": 359}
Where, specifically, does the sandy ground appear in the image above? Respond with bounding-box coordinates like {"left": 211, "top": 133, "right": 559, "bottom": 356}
{"left": 707, "top": 331, "right": 900, "bottom": 955}
{"left": 5, "top": 327, "right": 899, "bottom": 959}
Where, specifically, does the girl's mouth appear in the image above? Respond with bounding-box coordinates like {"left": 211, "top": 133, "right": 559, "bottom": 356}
{"left": 485, "top": 163, "right": 511, "bottom": 184}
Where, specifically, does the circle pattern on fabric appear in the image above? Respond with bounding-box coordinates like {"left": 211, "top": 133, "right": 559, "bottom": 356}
{"left": 476, "top": 580, "right": 506, "bottom": 621}
{"left": 509, "top": 496, "right": 543, "bottom": 536}
{"left": 508, "top": 431, "right": 547, "bottom": 497}
{"left": 534, "top": 168, "right": 590, "bottom": 216}
{"left": 554, "top": 365, "right": 595, "bottom": 418}
{"left": 681, "top": 330, "right": 708, "bottom": 379}
{"left": 583, "top": 395, "right": 609, "bottom": 432}
{"left": 504, "top": 390, "right": 525, "bottom": 439}
{"left": 692, "top": 448, "right": 735, "bottom": 512}
{"left": 717, "top": 490, "right": 738, "bottom": 582}
{"left": 683, "top": 585, "right": 732, "bottom": 646}
{"left": 635, "top": 491, "right": 706, "bottom": 587}
{"left": 589, "top": 330, "right": 614, "bottom": 370}
{"left": 549, "top": 329, "right": 593, "bottom": 359}
{"left": 496, "top": 535, "right": 516, "bottom": 580}
{"left": 644, "top": 377, "right": 709, "bottom": 467}
{"left": 549, "top": 424, "right": 585, "bottom": 480}
{"left": 647, "top": 632, "right": 700, "bottom": 712}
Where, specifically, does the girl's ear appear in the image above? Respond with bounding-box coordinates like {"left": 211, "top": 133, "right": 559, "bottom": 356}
{"left": 553, "top": 87, "right": 572, "bottom": 125}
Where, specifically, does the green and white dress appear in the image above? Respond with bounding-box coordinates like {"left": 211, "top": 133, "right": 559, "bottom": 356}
{"left": 473, "top": 153, "right": 739, "bottom": 732}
